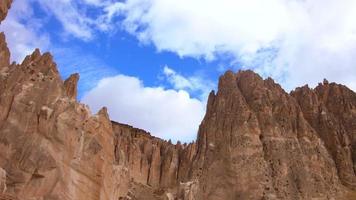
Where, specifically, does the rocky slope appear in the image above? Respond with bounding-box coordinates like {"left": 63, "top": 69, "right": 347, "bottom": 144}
{"left": 0, "top": 1, "right": 356, "bottom": 199}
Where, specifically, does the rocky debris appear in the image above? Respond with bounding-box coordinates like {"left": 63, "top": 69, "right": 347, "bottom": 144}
{"left": 1, "top": 1, "right": 356, "bottom": 199}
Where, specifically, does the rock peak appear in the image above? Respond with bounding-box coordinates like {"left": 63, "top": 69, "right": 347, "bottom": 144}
{"left": 0, "top": 32, "right": 10, "bottom": 69}
{"left": 1, "top": 0, "right": 356, "bottom": 199}
{"left": 323, "top": 78, "right": 329, "bottom": 85}
{"left": 64, "top": 73, "right": 79, "bottom": 100}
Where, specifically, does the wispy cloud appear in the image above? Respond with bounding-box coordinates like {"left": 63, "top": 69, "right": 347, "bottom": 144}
{"left": 113, "top": 0, "right": 356, "bottom": 91}
{"left": 2, "top": 0, "right": 124, "bottom": 43}
{"left": 52, "top": 47, "right": 118, "bottom": 96}
{"left": 162, "top": 65, "right": 215, "bottom": 100}
{"left": 0, "top": 0, "right": 50, "bottom": 62}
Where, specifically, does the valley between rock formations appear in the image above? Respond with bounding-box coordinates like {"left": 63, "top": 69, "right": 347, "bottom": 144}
{"left": 1, "top": 1, "right": 356, "bottom": 199}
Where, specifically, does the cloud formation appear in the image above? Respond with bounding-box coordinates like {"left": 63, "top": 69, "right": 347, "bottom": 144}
{"left": 113, "top": 0, "right": 356, "bottom": 91}
{"left": 162, "top": 66, "right": 215, "bottom": 100}
{"left": 0, "top": 0, "right": 50, "bottom": 62}
{"left": 81, "top": 74, "right": 206, "bottom": 143}
{"left": 1, "top": 0, "right": 124, "bottom": 48}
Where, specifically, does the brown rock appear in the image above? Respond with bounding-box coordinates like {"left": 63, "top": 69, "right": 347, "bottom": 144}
{"left": 112, "top": 121, "right": 196, "bottom": 190}
{"left": 64, "top": 73, "right": 79, "bottom": 100}
{"left": 0, "top": 33, "right": 10, "bottom": 70}
{"left": 0, "top": 5, "right": 127, "bottom": 198}
{"left": 0, "top": 47, "right": 127, "bottom": 200}
{"left": 291, "top": 81, "right": 356, "bottom": 189}
{"left": 0, "top": 0, "right": 11, "bottom": 23}
{"left": 1, "top": 1, "right": 356, "bottom": 199}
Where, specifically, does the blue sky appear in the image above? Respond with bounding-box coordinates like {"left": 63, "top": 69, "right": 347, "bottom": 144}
{"left": 1, "top": 0, "right": 356, "bottom": 142}
{"left": 26, "top": 1, "right": 223, "bottom": 97}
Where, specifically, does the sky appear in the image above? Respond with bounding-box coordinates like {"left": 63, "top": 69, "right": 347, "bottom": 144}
{"left": 1, "top": 0, "right": 356, "bottom": 143}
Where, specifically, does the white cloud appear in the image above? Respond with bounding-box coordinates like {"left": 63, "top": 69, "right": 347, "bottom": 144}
{"left": 114, "top": 0, "right": 356, "bottom": 91}
{"left": 37, "top": 0, "right": 98, "bottom": 40}
{"left": 81, "top": 74, "right": 206, "bottom": 143}
{"left": 0, "top": 0, "right": 50, "bottom": 62}
{"left": 3, "top": 0, "right": 123, "bottom": 42}
{"left": 34, "top": 0, "right": 126, "bottom": 39}
{"left": 162, "top": 65, "right": 215, "bottom": 100}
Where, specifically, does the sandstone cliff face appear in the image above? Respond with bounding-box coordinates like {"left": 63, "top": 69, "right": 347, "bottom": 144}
{"left": 192, "top": 71, "right": 343, "bottom": 200}
{"left": 0, "top": 48, "right": 127, "bottom": 199}
{"left": 112, "top": 121, "right": 196, "bottom": 199}
{"left": 1, "top": 1, "right": 356, "bottom": 199}
{"left": 0, "top": 4, "right": 127, "bottom": 199}
{"left": 291, "top": 81, "right": 356, "bottom": 189}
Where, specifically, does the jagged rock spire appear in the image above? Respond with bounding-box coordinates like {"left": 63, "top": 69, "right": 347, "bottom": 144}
{"left": 64, "top": 73, "right": 79, "bottom": 100}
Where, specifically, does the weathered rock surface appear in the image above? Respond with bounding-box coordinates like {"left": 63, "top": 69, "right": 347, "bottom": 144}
{"left": 0, "top": 47, "right": 127, "bottom": 199}
{"left": 112, "top": 121, "right": 196, "bottom": 199}
{"left": 291, "top": 81, "right": 356, "bottom": 189}
{"left": 1, "top": 1, "right": 356, "bottom": 199}
{"left": 0, "top": 6, "right": 126, "bottom": 199}
{"left": 190, "top": 71, "right": 353, "bottom": 200}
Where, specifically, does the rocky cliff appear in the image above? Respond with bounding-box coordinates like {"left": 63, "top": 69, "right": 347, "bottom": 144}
{"left": 0, "top": 1, "right": 356, "bottom": 199}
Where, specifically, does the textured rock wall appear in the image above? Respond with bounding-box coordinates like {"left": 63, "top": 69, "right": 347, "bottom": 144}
{"left": 191, "top": 71, "right": 345, "bottom": 200}
{"left": 0, "top": 5, "right": 128, "bottom": 199}
{"left": 1, "top": 1, "right": 356, "bottom": 199}
{"left": 291, "top": 81, "right": 356, "bottom": 189}
{"left": 0, "top": 47, "right": 128, "bottom": 199}
{"left": 112, "top": 121, "right": 196, "bottom": 199}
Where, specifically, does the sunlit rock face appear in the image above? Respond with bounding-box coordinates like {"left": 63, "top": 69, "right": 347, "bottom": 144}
{"left": 0, "top": 3, "right": 126, "bottom": 199}
{"left": 0, "top": 1, "right": 356, "bottom": 199}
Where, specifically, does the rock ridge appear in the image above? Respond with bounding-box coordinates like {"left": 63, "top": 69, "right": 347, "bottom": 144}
{"left": 1, "top": 1, "right": 356, "bottom": 199}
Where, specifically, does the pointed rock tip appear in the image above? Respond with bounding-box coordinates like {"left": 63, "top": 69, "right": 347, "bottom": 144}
{"left": 33, "top": 48, "right": 41, "bottom": 57}
{"left": 218, "top": 70, "right": 237, "bottom": 89}
{"left": 97, "top": 107, "right": 110, "bottom": 120}
{"left": 223, "top": 70, "right": 235, "bottom": 76}
{"left": 0, "top": 32, "right": 10, "bottom": 68}
{"left": 323, "top": 78, "right": 329, "bottom": 85}
{"left": 21, "top": 48, "right": 41, "bottom": 65}
{"left": 236, "top": 69, "right": 262, "bottom": 80}
{"left": 64, "top": 73, "right": 80, "bottom": 100}
{"left": 67, "top": 73, "right": 79, "bottom": 81}
{"left": 290, "top": 84, "right": 311, "bottom": 95}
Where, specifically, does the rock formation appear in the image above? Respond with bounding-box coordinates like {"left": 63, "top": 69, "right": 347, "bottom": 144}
{"left": 0, "top": 1, "right": 356, "bottom": 199}
{"left": 291, "top": 81, "right": 356, "bottom": 189}
{"left": 0, "top": 0, "right": 11, "bottom": 22}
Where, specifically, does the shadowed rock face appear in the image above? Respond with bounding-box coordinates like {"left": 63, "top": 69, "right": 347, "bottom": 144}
{"left": 1, "top": 1, "right": 356, "bottom": 199}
